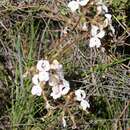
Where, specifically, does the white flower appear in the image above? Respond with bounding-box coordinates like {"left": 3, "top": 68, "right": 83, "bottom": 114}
{"left": 50, "top": 79, "right": 70, "bottom": 99}
{"left": 62, "top": 117, "right": 67, "bottom": 127}
{"left": 36, "top": 60, "right": 50, "bottom": 72}
{"left": 96, "top": 30, "right": 105, "bottom": 38}
{"left": 105, "top": 14, "right": 112, "bottom": 23}
{"left": 110, "top": 24, "right": 115, "bottom": 34}
{"left": 68, "top": 1, "right": 80, "bottom": 12}
{"left": 96, "top": 2, "right": 108, "bottom": 15}
{"left": 45, "top": 101, "right": 52, "bottom": 109}
{"left": 80, "top": 99, "right": 90, "bottom": 111}
{"left": 102, "top": 4, "right": 108, "bottom": 13}
{"left": 78, "top": 0, "right": 89, "bottom": 6}
{"left": 89, "top": 25, "right": 105, "bottom": 48}
{"left": 75, "top": 89, "right": 86, "bottom": 101}
{"left": 50, "top": 86, "right": 62, "bottom": 99}
{"left": 91, "top": 25, "right": 105, "bottom": 38}
{"left": 91, "top": 25, "right": 99, "bottom": 36}
{"left": 31, "top": 85, "right": 42, "bottom": 96}
{"left": 89, "top": 37, "right": 101, "bottom": 48}
{"left": 32, "top": 74, "right": 39, "bottom": 85}
{"left": 60, "top": 80, "right": 70, "bottom": 95}
{"left": 104, "top": 14, "right": 115, "bottom": 34}
{"left": 39, "top": 71, "right": 49, "bottom": 82}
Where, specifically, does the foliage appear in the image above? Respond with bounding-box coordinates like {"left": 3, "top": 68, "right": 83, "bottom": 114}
{"left": 0, "top": 0, "right": 130, "bottom": 130}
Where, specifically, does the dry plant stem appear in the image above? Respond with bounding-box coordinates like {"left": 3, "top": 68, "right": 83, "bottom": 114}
{"left": 114, "top": 101, "right": 130, "bottom": 129}
{"left": 68, "top": 109, "right": 77, "bottom": 129}
{"left": 113, "top": 15, "right": 130, "bottom": 36}
{"left": 42, "top": 90, "right": 54, "bottom": 118}
{"left": 37, "top": 18, "right": 51, "bottom": 60}
{"left": 41, "top": 82, "right": 54, "bottom": 111}
{"left": 47, "top": 33, "right": 88, "bottom": 60}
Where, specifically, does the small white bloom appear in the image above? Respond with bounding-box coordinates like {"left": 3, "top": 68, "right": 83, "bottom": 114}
{"left": 31, "top": 85, "right": 42, "bottom": 96}
{"left": 75, "top": 89, "right": 86, "bottom": 101}
{"left": 96, "top": 30, "right": 105, "bottom": 38}
{"left": 78, "top": 0, "right": 89, "bottom": 6}
{"left": 89, "top": 37, "right": 101, "bottom": 48}
{"left": 32, "top": 74, "right": 39, "bottom": 85}
{"left": 104, "top": 14, "right": 115, "bottom": 34}
{"left": 45, "top": 101, "right": 53, "bottom": 109}
{"left": 62, "top": 117, "right": 67, "bottom": 127}
{"left": 91, "top": 25, "right": 99, "bottom": 36}
{"left": 102, "top": 4, "right": 108, "bottom": 13}
{"left": 105, "top": 14, "right": 112, "bottom": 23}
{"left": 50, "top": 86, "right": 62, "bottom": 99}
{"left": 36, "top": 60, "right": 50, "bottom": 72}
{"left": 68, "top": 1, "right": 80, "bottom": 12}
{"left": 39, "top": 71, "right": 49, "bottom": 82}
{"left": 96, "top": 3, "right": 108, "bottom": 15}
{"left": 110, "top": 24, "right": 115, "bottom": 34}
{"left": 60, "top": 80, "right": 70, "bottom": 95}
{"left": 50, "top": 79, "right": 70, "bottom": 99}
{"left": 80, "top": 99, "right": 90, "bottom": 111}
{"left": 90, "top": 25, "right": 105, "bottom": 48}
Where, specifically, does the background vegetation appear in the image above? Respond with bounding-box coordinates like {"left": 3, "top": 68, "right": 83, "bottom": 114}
{"left": 0, "top": 0, "right": 130, "bottom": 129}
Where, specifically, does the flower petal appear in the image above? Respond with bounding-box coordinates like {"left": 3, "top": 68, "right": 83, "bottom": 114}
{"left": 50, "top": 86, "right": 62, "bottom": 99}
{"left": 80, "top": 99, "right": 90, "bottom": 111}
{"left": 102, "top": 4, "right": 108, "bottom": 13}
{"left": 105, "top": 14, "right": 112, "bottom": 23}
{"left": 91, "top": 25, "right": 99, "bottom": 36}
{"left": 60, "top": 80, "right": 70, "bottom": 95}
{"left": 68, "top": 1, "right": 80, "bottom": 12}
{"left": 39, "top": 71, "right": 49, "bottom": 82}
{"left": 78, "top": 0, "right": 89, "bottom": 6}
{"left": 62, "top": 117, "right": 67, "bottom": 127}
{"left": 32, "top": 74, "right": 39, "bottom": 85}
{"left": 89, "top": 37, "right": 101, "bottom": 48}
{"left": 96, "top": 30, "right": 105, "bottom": 38}
{"left": 75, "top": 89, "right": 86, "bottom": 101}
{"left": 37, "top": 60, "right": 50, "bottom": 72}
{"left": 31, "top": 85, "right": 42, "bottom": 96}
{"left": 110, "top": 24, "right": 115, "bottom": 34}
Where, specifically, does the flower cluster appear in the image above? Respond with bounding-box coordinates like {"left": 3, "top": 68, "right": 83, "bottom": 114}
{"left": 75, "top": 89, "right": 90, "bottom": 111}
{"left": 31, "top": 59, "right": 70, "bottom": 99}
{"left": 49, "top": 60, "right": 70, "bottom": 99}
{"left": 31, "top": 60, "right": 50, "bottom": 96}
{"left": 67, "top": 0, "right": 115, "bottom": 48}
{"left": 89, "top": 2, "right": 115, "bottom": 48}
{"left": 31, "top": 59, "right": 90, "bottom": 128}
{"left": 31, "top": 59, "right": 90, "bottom": 112}
{"left": 68, "top": 0, "right": 89, "bottom": 12}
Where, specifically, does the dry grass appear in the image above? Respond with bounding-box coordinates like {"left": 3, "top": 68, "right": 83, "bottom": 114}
{"left": 0, "top": 0, "right": 130, "bottom": 130}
